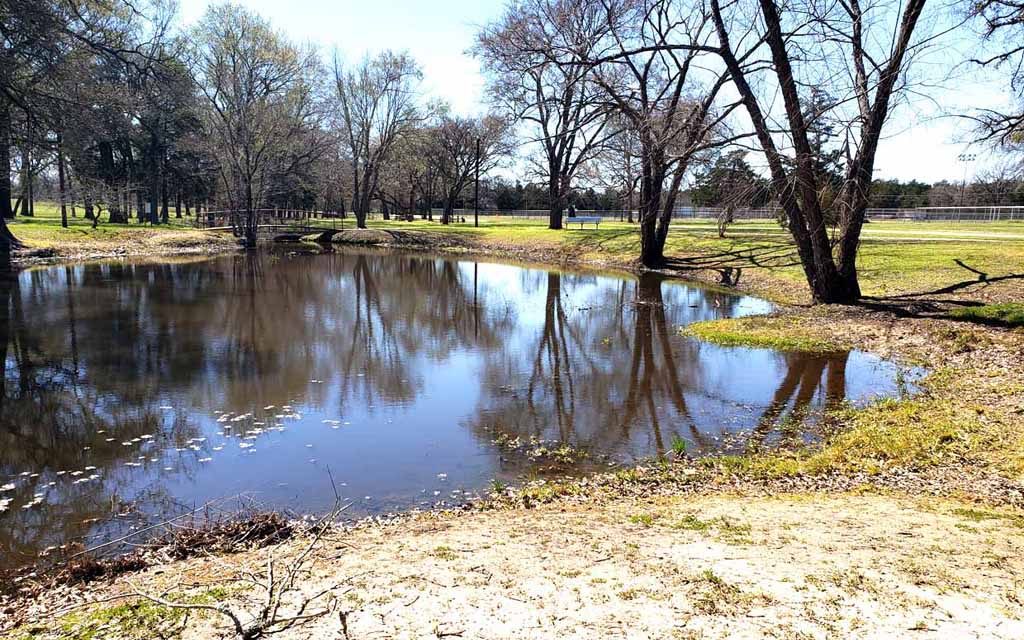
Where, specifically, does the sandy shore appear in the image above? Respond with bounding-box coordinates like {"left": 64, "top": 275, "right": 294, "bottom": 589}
{"left": 9, "top": 491, "right": 1024, "bottom": 639}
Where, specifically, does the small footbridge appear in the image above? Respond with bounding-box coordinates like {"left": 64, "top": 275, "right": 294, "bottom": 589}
{"left": 201, "top": 223, "right": 345, "bottom": 243}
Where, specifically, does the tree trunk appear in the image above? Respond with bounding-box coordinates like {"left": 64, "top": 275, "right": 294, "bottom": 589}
{"left": 57, "top": 134, "right": 68, "bottom": 228}
{"left": 637, "top": 158, "right": 667, "bottom": 268}
{"left": 243, "top": 181, "right": 257, "bottom": 248}
{"left": 548, "top": 174, "right": 564, "bottom": 230}
{"left": 0, "top": 100, "right": 21, "bottom": 249}
{"left": 0, "top": 99, "right": 13, "bottom": 221}
{"left": 21, "top": 140, "right": 34, "bottom": 218}
{"left": 160, "top": 170, "right": 169, "bottom": 224}
{"left": 442, "top": 195, "right": 454, "bottom": 225}
{"left": 108, "top": 187, "right": 127, "bottom": 223}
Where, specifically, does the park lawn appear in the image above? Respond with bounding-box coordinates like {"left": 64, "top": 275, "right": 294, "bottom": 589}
{"left": 6, "top": 203, "right": 234, "bottom": 261}
{"left": 10, "top": 202, "right": 196, "bottom": 242}
{"left": 365, "top": 217, "right": 1024, "bottom": 305}
{"left": 7, "top": 205, "right": 1022, "bottom": 303}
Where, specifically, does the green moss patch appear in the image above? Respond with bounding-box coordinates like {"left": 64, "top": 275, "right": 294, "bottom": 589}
{"left": 3, "top": 588, "right": 233, "bottom": 640}
{"left": 682, "top": 316, "right": 848, "bottom": 353}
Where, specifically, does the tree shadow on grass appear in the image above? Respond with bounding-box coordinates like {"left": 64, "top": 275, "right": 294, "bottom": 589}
{"left": 857, "top": 260, "right": 1024, "bottom": 323}
{"left": 561, "top": 229, "right": 638, "bottom": 253}
{"left": 663, "top": 241, "right": 802, "bottom": 287}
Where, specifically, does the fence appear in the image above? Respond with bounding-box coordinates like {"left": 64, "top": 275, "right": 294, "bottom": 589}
{"left": 439, "top": 206, "right": 1024, "bottom": 222}
{"left": 192, "top": 205, "right": 1024, "bottom": 228}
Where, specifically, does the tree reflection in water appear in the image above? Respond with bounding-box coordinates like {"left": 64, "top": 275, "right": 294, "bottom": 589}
{"left": 469, "top": 270, "right": 863, "bottom": 463}
{"left": 0, "top": 249, "right": 905, "bottom": 570}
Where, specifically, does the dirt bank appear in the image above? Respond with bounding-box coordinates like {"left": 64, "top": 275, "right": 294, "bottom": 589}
{"left": 12, "top": 230, "right": 240, "bottom": 267}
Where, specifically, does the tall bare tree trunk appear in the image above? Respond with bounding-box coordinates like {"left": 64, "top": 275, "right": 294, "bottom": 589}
{"left": 0, "top": 100, "right": 12, "bottom": 222}
{"left": 160, "top": 166, "right": 169, "bottom": 224}
{"left": 637, "top": 156, "right": 668, "bottom": 268}
{"left": 57, "top": 133, "right": 68, "bottom": 228}
{"left": 548, "top": 169, "right": 566, "bottom": 230}
{"left": 0, "top": 100, "right": 21, "bottom": 249}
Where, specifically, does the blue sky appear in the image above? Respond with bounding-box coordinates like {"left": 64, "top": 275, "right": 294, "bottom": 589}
{"left": 177, "top": 0, "right": 1015, "bottom": 184}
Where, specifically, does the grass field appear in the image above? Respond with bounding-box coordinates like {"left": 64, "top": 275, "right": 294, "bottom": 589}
{"left": 8, "top": 202, "right": 197, "bottom": 242}
{"left": 6, "top": 202, "right": 234, "bottom": 262}
{"left": 8, "top": 204, "right": 1023, "bottom": 305}
{"left": 362, "top": 215, "right": 1024, "bottom": 304}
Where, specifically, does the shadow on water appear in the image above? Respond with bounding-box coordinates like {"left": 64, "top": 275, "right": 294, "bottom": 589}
{"left": 0, "top": 248, "right": 912, "bottom": 569}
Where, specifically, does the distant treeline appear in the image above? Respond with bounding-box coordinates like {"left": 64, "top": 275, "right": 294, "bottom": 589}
{"left": 24, "top": 174, "right": 1024, "bottom": 212}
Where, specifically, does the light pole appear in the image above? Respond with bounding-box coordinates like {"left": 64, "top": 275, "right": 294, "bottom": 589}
{"left": 957, "top": 152, "right": 976, "bottom": 209}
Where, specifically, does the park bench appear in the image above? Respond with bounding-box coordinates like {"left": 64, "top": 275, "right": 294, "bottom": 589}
{"left": 567, "top": 216, "right": 602, "bottom": 229}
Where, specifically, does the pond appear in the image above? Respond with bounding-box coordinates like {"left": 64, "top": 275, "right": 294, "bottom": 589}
{"left": 0, "top": 247, "right": 913, "bottom": 569}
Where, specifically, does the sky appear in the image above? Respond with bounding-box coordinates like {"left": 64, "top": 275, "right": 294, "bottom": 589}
{"left": 176, "top": 0, "right": 1016, "bottom": 184}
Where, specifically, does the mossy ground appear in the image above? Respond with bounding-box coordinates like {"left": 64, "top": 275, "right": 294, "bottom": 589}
{"left": 3, "top": 587, "right": 232, "bottom": 640}
{"left": 680, "top": 315, "right": 849, "bottom": 352}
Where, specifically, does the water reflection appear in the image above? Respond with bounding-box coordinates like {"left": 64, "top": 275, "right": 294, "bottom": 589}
{"left": 0, "top": 249, "right": 910, "bottom": 568}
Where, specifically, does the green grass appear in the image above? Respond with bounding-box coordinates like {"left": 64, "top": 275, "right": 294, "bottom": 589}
{"left": 6, "top": 202, "right": 203, "bottom": 249}
{"left": 672, "top": 514, "right": 752, "bottom": 543}
{"left": 949, "top": 303, "right": 1024, "bottom": 328}
{"left": 951, "top": 507, "right": 1024, "bottom": 527}
{"left": 628, "top": 513, "right": 657, "bottom": 527}
{"left": 364, "top": 216, "right": 1024, "bottom": 304}
{"left": 681, "top": 313, "right": 1024, "bottom": 477}
{"left": 10, "top": 205, "right": 1023, "bottom": 305}
{"left": 705, "top": 365, "right": 1012, "bottom": 478}
{"left": 681, "top": 316, "right": 848, "bottom": 353}
{"left": 670, "top": 435, "right": 688, "bottom": 456}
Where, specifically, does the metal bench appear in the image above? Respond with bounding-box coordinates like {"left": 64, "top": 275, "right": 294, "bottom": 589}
{"left": 567, "top": 216, "right": 602, "bottom": 229}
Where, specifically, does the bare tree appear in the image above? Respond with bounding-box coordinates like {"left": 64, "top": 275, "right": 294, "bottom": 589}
{"left": 374, "top": 127, "right": 432, "bottom": 220}
{"left": 970, "top": 0, "right": 1024, "bottom": 156}
{"left": 332, "top": 51, "right": 423, "bottom": 228}
{"left": 477, "top": 0, "right": 615, "bottom": 230}
{"left": 0, "top": 0, "right": 164, "bottom": 248}
{"left": 425, "top": 112, "right": 512, "bottom": 225}
{"left": 584, "top": 115, "right": 643, "bottom": 222}
{"left": 190, "top": 4, "right": 326, "bottom": 247}
{"left": 708, "top": 0, "right": 931, "bottom": 302}
{"left": 562, "top": 0, "right": 739, "bottom": 268}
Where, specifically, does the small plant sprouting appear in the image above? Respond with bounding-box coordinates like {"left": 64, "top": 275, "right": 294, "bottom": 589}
{"left": 490, "top": 478, "right": 509, "bottom": 495}
{"left": 628, "top": 513, "right": 656, "bottom": 527}
{"left": 670, "top": 435, "right": 688, "bottom": 457}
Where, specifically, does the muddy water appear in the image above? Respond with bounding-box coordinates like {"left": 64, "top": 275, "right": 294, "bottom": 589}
{"left": 0, "top": 248, "right": 913, "bottom": 568}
